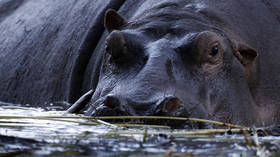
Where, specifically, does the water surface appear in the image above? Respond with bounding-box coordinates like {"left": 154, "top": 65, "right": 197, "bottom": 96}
{"left": 0, "top": 104, "right": 279, "bottom": 157}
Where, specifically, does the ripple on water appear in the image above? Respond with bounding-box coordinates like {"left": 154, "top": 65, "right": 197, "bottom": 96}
{"left": 0, "top": 105, "right": 279, "bottom": 156}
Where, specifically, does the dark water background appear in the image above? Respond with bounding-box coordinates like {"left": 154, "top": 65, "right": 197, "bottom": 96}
{"left": 0, "top": 103, "right": 279, "bottom": 157}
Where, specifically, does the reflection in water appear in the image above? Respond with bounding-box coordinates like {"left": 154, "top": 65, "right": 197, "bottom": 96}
{"left": 0, "top": 104, "right": 279, "bottom": 156}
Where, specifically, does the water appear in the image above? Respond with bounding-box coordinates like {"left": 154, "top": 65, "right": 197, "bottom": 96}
{"left": 0, "top": 104, "right": 279, "bottom": 157}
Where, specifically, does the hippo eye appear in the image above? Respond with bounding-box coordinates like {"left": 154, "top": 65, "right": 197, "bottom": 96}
{"left": 210, "top": 43, "right": 219, "bottom": 56}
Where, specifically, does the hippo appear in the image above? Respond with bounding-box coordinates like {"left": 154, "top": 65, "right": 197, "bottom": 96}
{"left": 0, "top": 0, "right": 125, "bottom": 105}
{"left": 1, "top": 0, "right": 280, "bottom": 127}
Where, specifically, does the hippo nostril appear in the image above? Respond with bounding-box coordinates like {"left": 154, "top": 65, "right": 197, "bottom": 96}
{"left": 104, "top": 96, "right": 120, "bottom": 109}
{"left": 163, "top": 97, "right": 181, "bottom": 112}
{"left": 157, "top": 96, "right": 182, "bottom": 113}
{"left": 164, "top": 98, "right": 181, "bottom": 112}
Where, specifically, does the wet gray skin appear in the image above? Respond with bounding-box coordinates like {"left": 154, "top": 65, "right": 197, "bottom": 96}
{"left": 1, "top": 0, "right": 280, "bottom": 129}
{"left": 84, "top": 7, "right": 259, "bottom": 127}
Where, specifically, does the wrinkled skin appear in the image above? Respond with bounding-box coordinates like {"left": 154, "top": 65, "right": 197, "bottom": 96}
{"left": 84, "top": 0, "right": 280, "bottom": 127}
{"left": 84, "top": 10, "right": 258, "bottom": 126}
{"left": 1, "top": 0, "right": 280, "bottom": 127}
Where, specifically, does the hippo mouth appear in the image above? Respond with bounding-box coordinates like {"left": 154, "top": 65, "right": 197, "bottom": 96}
{"left": 68, "top": 90, "right": 220, "bottom": 128}
{"left": 86, "top": 96, "right": 201, "bottom": 128}
{"left": 89, "top": 96, "right": 186, "bottom": 116}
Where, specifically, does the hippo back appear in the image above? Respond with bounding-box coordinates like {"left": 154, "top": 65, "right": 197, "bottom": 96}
{"left": 0, "top": 0, "right": 125, "bottom": 106}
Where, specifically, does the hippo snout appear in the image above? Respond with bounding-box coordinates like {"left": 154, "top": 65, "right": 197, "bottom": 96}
{"left": 90, "top": 95, "right": 189, "bottom": 118}
{"left": 86, "top": 95, "right": 199, "bottom": 128}
{"left": 91, "top": 95, "right": 134, "bottom": 117}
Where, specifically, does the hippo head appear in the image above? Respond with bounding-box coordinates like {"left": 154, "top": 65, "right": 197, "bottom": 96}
{"left": 85, "top": 8, "right": 259, "bottom": 127}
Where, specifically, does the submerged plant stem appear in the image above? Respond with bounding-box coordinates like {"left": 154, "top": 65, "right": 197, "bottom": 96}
{"left": 105, "top": 128, "right": 246, "bottom": 136}
{"left": 0, "top": 115, "right": 248, "bottom": 129}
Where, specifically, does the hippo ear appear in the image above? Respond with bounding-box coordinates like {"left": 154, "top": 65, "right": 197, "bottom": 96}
{"left": 104, "top": 9, "right": 127, "bottom": 33}
{"left": 234, "top": 43, "right": 258, "bottom": 66}
{"left": 233, "top": 42, "right": 258, "bottom": 88}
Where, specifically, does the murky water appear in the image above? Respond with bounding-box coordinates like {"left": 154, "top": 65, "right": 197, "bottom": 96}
{"left": 0, "top": 104, "right": 279, "bottom": 157}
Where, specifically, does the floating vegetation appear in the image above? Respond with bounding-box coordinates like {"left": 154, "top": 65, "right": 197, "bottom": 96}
{"left": 0, "top": 105, "right": 279, "bottom": 156}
